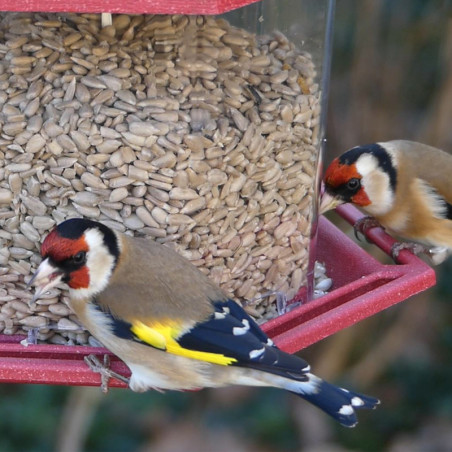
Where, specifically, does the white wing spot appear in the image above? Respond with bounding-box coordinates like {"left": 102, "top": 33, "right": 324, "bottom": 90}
{"left": 249, "top": 348, "right": 265, "bottom": 359}
{"left": 351, "top": 396, "right": 364, "bottom": 407}
{"left": 233, "top": 319, "right": 250, "bottom": 336}
{"left": 266, "top": 338, "right": 274, "bottom": 346}
{"left": 222, "top": 307, "right": 230, "bottom": 314}
{"left": 338, "top": 404, "right": 354, "bottom": 416}
{"left": 214, "top": 311, "right": 227, "bottom": 320}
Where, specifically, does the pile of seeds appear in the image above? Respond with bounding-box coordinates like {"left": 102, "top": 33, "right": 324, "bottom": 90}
{"left": 0, "top": 13, "right": 321, "bottom": 343}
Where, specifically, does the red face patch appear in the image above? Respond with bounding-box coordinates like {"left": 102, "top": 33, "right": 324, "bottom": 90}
{"left": 41, "top": 228, "right": 89, "bottom": 262}
{"left": 41, "top": 228, "right": 91, "bottom": 289}
{"left": 324, "top": 158, "right": 361, "bottom": 188}
{"left": 351, "top": 189, "right": 371, "bottom": 206}
{"left": 68, "top": 267, "right": 90, "bottom": 289}
{"left": 323, "top": 158, "right": 372, "bottom": 207}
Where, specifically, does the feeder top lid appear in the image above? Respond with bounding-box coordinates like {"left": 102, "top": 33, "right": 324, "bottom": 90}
{"left": 1, "top": 0, "right": 261, "bottom": 15}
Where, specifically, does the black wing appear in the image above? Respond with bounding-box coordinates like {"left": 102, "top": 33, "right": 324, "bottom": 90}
{"left": 177, "top": 299, "right": 311, "bottom": 381}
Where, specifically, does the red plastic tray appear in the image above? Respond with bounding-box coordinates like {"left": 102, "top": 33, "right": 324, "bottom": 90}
{"left": 0, "top": 0, "right": 259, "bottom": 14}
{"left": 264, "top": 205, "right": 436, "bottom": 352}
{"left": 0, "top": 205, "right": 436, "bottom": 388}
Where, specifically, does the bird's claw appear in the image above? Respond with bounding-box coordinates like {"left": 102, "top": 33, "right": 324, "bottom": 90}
{"left": 391, "top": 242, "right": 449, "bottom": 265}
{"left": 353, "top": 216, "right": 382, "bottom": 242}
{"left": 84, "top": 354, "right": 130, "bottom": 393}
{"left": 391, "top": 241, "right": 427, "bottom": 261}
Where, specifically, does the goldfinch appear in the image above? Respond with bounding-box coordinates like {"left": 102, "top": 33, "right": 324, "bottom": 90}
{"left": 321, "top": 140, "right": 452, "bottom": 263}
{"left": 29, "top": 218, "right": 378, "bottom": 427}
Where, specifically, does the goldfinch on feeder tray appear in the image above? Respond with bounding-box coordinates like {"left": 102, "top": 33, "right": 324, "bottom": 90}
{"left": 321, "top": 140, "right": 452, "bottom": 264}
{"left": 29, "top": 218, "right": 379, "bottom": 427}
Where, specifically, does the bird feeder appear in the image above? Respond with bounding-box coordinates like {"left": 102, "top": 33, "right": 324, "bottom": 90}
{"left": 0, "top": 0, "right": 436, "bottom": 388}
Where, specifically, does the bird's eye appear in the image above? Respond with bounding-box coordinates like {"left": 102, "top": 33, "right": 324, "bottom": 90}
{"left": 73, "top": 251, "right": 86, "bottom": 265}
{"left": 346, "top": 178, "right": 360, "bottom": 191}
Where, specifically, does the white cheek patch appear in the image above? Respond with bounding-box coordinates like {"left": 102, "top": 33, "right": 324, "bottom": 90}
{"left": 355, "top": 153, "right": 379, "bottom": 177}
{"left": 356, "top": 153, "right": 395, "bottom": 216}
{"left": 361, "top": 171, "right": 394, "bottom": 216}
{"left": 70, "top": 228, "right": 116, "bottom": 299}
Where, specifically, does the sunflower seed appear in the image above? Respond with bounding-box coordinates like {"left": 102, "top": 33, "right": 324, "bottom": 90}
{"left": 0, "top": 189, "right": 13, "bottom": 204}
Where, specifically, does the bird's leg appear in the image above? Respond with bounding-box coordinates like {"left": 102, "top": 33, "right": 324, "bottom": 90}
{"left": 246, "top": 290, "right": 296, "bottom": 315}
{"left": 84, "top": 354, "right": 130, "bottom": 393}
{"left": 353, "top": 216, "right": 383, "bottom": 242}
{"left": 25, "top": 328, "right": 39, "bottom": 345}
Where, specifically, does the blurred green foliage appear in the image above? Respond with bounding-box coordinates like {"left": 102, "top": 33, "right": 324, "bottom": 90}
{"left": 0, "top": 385, "right": 302, "bottom": 451}
{"left": 0, "top": 385, "right": 66, "bottom": 451}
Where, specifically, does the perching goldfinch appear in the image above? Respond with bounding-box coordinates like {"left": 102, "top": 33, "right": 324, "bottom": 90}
{"left": 321, "top": 140, "right": 452, "bottom": 263}
{"left": 30, "top": 218, "right": 378, "bottom": 427}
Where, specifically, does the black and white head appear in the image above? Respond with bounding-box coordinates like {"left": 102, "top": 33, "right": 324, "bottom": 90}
{"left": 321, "top": 143, "right": 398, "bottom": 216}
{"left": 29, "top": 218, "right": 120, "bottom": 303}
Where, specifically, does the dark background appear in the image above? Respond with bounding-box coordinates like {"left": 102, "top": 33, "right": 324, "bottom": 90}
{"left": 2, "top": 1, "right": 452, "bottom": 450}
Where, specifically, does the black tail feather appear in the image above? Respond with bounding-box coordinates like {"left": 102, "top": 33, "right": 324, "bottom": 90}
{"left": 292, "top": 378, "right": 379, "bottom": 428}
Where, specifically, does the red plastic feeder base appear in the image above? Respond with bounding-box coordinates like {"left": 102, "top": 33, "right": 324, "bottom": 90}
{"left": 264, "top": 205, "right": 436, "bottom": 352}
{"left": 0, "top": 205, "right": 436, "bottom": 388}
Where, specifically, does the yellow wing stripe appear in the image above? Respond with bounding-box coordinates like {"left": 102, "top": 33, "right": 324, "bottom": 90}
{"left": 130, "top": 321, "right": 237, "bottom": 366}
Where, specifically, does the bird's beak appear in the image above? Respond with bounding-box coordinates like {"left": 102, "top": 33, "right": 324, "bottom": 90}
{"left": 319, "top": 191, "right": 343, "bottom": 214}
{"left": 27, "top": 258, "right": 63, "bottom": 306}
